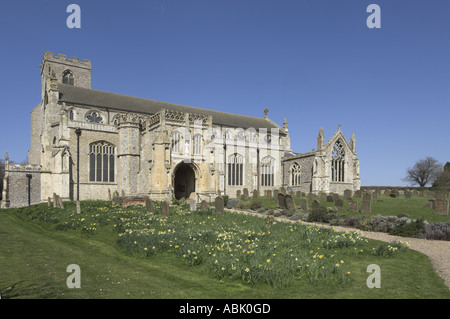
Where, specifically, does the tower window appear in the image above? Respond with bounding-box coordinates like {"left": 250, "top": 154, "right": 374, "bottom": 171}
{"left": 331, "top": 139, "right": 345, "bottom": 182}
{"left": 62, "top": 70, "right": 74, "bottom": 85}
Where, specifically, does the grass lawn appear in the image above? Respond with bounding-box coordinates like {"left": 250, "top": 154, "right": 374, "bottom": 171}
{"left": 0, "top": 200, "right": 449, "bottom": 299}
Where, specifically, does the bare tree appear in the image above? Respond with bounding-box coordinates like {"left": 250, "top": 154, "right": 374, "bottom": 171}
{"left": 403, "top": 157, "right": 443, "bottom": 187}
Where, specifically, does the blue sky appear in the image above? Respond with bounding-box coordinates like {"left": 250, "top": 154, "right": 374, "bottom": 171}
{"left": 0, "top": 0, "right": 449, "bottom": 186}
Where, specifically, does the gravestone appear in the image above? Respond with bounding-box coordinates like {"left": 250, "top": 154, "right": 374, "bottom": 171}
{"left": 335, "top": 198, "right": 344, "bottom": 211}
{"left": 190, "top": 198, "right": 197, "bottom": 212}
{"left": 266, "top": 190, "right": 272, "bottom": 199}
{"left": 53, "top": 193, "right": 57, "bottom": 208}
{"left": 404, "top": 191, "right": 412, "bottom": 199}
{"left": 392, "top": 190, "right": 400, "bottom": 197}
{"left": 361, "top": 200, "right": 371, "bottom": 213}
{"left": 311, "top": 199, "right": 320, "bottom": 211}
{"left": 145, "top": 197, "right": 153, "bottom": 213}
{"left": 253, "top": 189, "right": 259, "bottom": 199}
{"left": 280, "top": 187, "right": 286, "bottom": 195}
{"left": 108, "top": 189, "right": 111, "bottom": 201}
{"left": 200, "top": 200, "right": 209, "bottom": 211}
{"left": 215, "top": 196, "right": 224, "bottom": 215}
{"left": 354, "top": 190, "right": 362, "bottom": 197}
{"left": 121, "top": 190, "right": 125, "bottom": 198}
{"left": 363, "top": 192, "right": 372, "bottom": 202}
{"left": 277, "top": 193, "right": 287, "bottom": 209}
{"left": 384, "top": 189, "right": 391, "bottom": 196}
{"left": 344, "top": 189, "right": 353, "bottom": 200}
{"left": 300, "top": 198, "right": 308, "bottom": 212}
{"left": 273, "top": 189, "right": 279, "bottom": 198}
{"left": 425, "top": 199, "right": 435, "bottom": 209}
{"left": 319, "top": 192, "right": 327, "bottom": 201}
{"left": 326, "top": 195, "right": 334, "bottom": 202}
{"left": 285, "top": 195, "right": 296, "bottom": 210}
{"left": 236, "top": 190, "right": 241, "bottom": 199}
{"left": 295, "top": 191, "right": 301, "bottom": 198}
{"left": 348, "top": 200, "right": 358, "bottom": 213}
{"left": 58, "top": 196, "right": 64, "bottom": 209}
{"left": 389, "top": 193, "right": 397, "bottom": 198}
{"left": 76, "top": 201, "right": 81, "bottom": 215}
{"left": 243, "top": 188, "right": 249, "bottom": 200}
{"left": 434, "top": 199, "right": 449, "bottom": 215}
{"left": 47, "top": 197, "right": 51, "bottom": 207}
{"left": 161, "top": 201, "right": 169, "bottom": 217}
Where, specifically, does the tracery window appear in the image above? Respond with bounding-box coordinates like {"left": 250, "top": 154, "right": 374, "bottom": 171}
{"left": 331, "top": 139, "right": 345, "bottom": 182}
{"left": 89, "top": 142, "right": 115, "bottom": 182}
{"left": 62, "top": 70, "right": 74, "bottom": 85}
{"left": 86, "top": 111, "right": 103, "bottom": 124}
{"left": 291, "top": 162, "right": 301, "bottom": 186}
{"left": 261, "top": 156, "right": 275, "bottom": 187}
{"left": 228, "top": 153, "right": 244, "bottom": 186}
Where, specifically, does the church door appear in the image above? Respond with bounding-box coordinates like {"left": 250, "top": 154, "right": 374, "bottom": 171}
{"left": 174, "top": 163, "right": 196, "bottom": 200}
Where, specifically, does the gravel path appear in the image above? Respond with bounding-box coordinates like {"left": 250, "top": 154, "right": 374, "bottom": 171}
{"left": 228, "top": 209, "right": 450, "bottom": 289}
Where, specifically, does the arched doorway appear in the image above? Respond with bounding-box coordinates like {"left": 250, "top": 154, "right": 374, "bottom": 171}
{"left": 173, "top": 163, "right": 196, "bottom": 200}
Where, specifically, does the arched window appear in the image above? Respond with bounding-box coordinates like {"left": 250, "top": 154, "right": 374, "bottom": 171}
{"left": 261, "top": 156, "right": 275, "bottom": 187}
{"left": 171, "top": 131, "right": 182, "bottom": 154}
{"left": 228, "top": 153, "right": 244, "bottom": 186}
{"left": 69, "top": 109, "right": 75, "bottom": 120}
{"left": 86, "top": 111, "right": 103, "bottom": 124}
{"left": 62, "top": 70, "right": 74, "bottom": 85}
{"left": 331, "top": 139, "right": 345, "bottom": 182}
{"left": 89, "top": 142, "right": 115, "bottom": 182}
{"left": 193, "top": 134, "right": 202, "bottom": 155}
{"left": 291, "top": 162, "right": 301, "bottom": 186}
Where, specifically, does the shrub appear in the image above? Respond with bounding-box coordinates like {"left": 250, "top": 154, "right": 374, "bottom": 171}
{"left": 226, "top": 198, "right": 241, "bottom": 209}
{"left": 370, "top": 215, "right": 398, "bottom": 232}
{"left": 250, "top": 201, "right": 262, "bottom": 211}
{"left": 417, "top": 221, "right": 450, "bottom": 241}
{"left": 389, "top": 218, "right": 425, "bottom": 237}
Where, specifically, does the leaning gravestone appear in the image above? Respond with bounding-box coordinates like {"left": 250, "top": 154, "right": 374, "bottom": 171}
{"left": 215, "top": 196, "right": 224, "bottom": 215}
{"left": 285, "top": 194, "right": 296, "bottom": 210}
{"left": 200, "top": 200, "right": 209, "bottom": 211}
{"left": 300, "top": 198, "right": 308, "bottom": 212}
{"left": 58, "top": 196, "right": 64, "bottom": 209}
{"left": 361, "top": 200, "right": 371, "bottom": 213}
{"left": 434, "top": 199, "right": 449, "bottom": 215}
{"left": 189, "top": 198, "right": 197, "bottom": 212}
{"left": 161, "top": 201, "right": 169, "bottom": 217}
{"left": 348, "top": 200, "right": 358, "bottom": 213}
{"left": 311, "top": 199, "right": 320, "bottom": 211}
{"left": 277, "top": 193, "right": 287, "bottom": 209}
{"left": 335, "top": 198, "right": 344, "bottom": 211}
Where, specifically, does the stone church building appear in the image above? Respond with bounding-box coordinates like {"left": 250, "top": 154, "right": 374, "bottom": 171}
{"left": 1, "top": 52, "right": 360, "bottom": 208}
